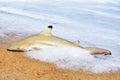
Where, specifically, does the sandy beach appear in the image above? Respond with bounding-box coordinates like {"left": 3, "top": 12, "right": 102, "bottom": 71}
{"left": 0, "top": 34, "right": 120, "bottom": 80}
{"left": 0, "top": 0, "right": 120, "bottom": 79}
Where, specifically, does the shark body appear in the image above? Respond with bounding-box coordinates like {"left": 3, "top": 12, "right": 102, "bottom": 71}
{"left": 7, "top": 26, "right": 111, "bottom": 55}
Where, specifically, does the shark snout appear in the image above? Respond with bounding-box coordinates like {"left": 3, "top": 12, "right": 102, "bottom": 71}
{"left": 7, "top": 45, "right": 24, "bottom": 52}
{"left": 7, "top": 46, "right": 18, "bottom": 51}
{"left": 7, "top": 47, "right": 25, "bottom": 52}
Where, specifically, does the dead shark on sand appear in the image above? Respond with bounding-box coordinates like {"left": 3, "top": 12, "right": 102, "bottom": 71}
{"left": 7, "top": 25, "right": 111, "bottom": 55}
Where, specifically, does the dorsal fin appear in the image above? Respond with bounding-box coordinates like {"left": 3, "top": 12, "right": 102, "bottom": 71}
{"left": 39, "top": 25, "right": 53, "bottom": 36}
{"left": 73, "top": 40, "right": 80, "bottom": 46}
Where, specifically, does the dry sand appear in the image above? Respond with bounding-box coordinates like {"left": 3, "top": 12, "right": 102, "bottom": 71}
{"left": 0, "top": 33, "right": 120, "bottom": 80}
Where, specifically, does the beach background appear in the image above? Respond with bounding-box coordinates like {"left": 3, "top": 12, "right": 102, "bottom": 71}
{"left": 0, "top": 0, "right": 120, "bottom": 80}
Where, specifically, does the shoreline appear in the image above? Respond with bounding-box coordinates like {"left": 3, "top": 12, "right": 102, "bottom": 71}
{"left": 0, "top": 34, "right": 120, "bottom": 80}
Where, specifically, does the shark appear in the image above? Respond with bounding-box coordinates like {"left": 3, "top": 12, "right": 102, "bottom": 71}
{"left": 7, "top": 25, "right": 111, "bottom": 55}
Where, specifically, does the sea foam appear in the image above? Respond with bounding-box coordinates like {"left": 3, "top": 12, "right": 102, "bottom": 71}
{"left": 26, "top": 47, "right": 120, "bottom": 73}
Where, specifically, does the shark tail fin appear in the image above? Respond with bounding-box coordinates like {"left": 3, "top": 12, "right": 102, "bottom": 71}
{"left": 40, "top": 25, "right": 53, "bottom": 36}
{"left": 73, "top": 40, "right": 80, "bottom": 46}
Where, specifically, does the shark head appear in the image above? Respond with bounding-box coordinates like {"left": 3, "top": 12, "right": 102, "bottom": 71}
{"left": 7, "top": 44, "right": 24, "bottom": 52}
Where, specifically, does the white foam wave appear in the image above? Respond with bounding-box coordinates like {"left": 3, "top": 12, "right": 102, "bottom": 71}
{"left": 0, "top": 7, "right": 72, "bottom": 24}
{"left": 80, "top": 8, "right": 120, "bottom": 19}
{"left": 118, "top": 43, "right": 120, "bottom": 45}
{"left": 26, "top": 47, "right": 120, "bottom": 73}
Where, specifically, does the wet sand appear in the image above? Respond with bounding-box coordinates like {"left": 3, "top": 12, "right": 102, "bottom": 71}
{"left": 0, "top": 34, "right": 120, "bottom": 80}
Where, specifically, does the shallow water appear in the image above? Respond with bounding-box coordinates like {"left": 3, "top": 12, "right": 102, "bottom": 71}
{"left": 0, "top": 0, "right": 120, "bottom": 73}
